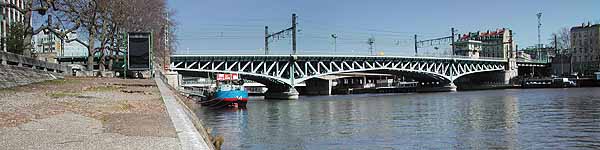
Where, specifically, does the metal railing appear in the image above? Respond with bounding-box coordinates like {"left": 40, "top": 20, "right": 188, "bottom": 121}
{"left": 173, "top": 50, "right": 508, "bottom": 61}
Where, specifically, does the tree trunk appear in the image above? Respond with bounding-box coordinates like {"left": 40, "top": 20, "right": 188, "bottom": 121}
{"left": 22, "top": 1, "right": 33, "bottom": 56}
{"left": 87, "top": 32, "right": 96, "bottom": 71}
{"left": 108, "top": 35, "right": 115, "bottom": 70}
{"left": 99, "top": 48, "right": 105, "bottom": 71}
{"left": 98, "top": 20, "right": 110, "bottom": 72}
{"left": 108, "top": 47, "right": 113, "bottom": 70}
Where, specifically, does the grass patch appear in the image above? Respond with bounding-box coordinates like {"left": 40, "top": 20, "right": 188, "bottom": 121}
{"left": 47, "top": 92, "right": 81, "bottom": 98}
{"left": 37, "top": 79, "right": 81, "bottom": 85}
{"left": 0, "top": 87, "right": 17, "bottom": 94}
{"left": 85, "top": 86, "right": 123, "bottom": 92}
{"left": 98, "top": 115, "right": 110, "bottom": 124}
{"left": 118, "top": 100, "right": 132, "bottom": 111}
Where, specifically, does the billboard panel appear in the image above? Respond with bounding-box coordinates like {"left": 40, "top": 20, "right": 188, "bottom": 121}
{"left": 216, "top": 73, "right": 240, "bottom": 81}
{"left": 127, "top": 32, "right": 151, "bottom": 70}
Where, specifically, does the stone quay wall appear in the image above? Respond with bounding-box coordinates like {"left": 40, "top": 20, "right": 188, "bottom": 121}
{"left": 0, "top": 51, "right": 69, "bottom": 88}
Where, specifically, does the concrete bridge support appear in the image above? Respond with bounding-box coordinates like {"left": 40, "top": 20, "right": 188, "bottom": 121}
{"left": 164, "top": 71, "right": 182, "bottom": 90}
{"left": 446, "top": 82, "right": 457, "bottom": 92}
{"left": 304, "top": 78, "right": 334, "bottom": 95}
{"left": 265, "top": 86, "right": 299, "bottom": 100}
{"left": 1, "top": 54, "right": 7, "bottom": 65}
{"left": 417, "top": 81, "right": 457, "bottom": 92}
{"left": 503, "top": 58, "right": 519, "bottom": 84}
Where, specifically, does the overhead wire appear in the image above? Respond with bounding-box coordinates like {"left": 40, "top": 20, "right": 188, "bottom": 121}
{"left": 176, "top": 17, "right": 451, "bottom": 54}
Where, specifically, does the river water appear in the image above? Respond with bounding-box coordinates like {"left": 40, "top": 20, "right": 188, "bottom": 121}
{"left": 194, "top": 88, "right": 600, "bottom": 150}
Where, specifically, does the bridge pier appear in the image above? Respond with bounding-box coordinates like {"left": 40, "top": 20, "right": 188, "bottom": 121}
{"left": 164, "top": 71, "right": 182, "bottom": 90}
{"left": 1, "top": 54, "right": 6, "bottom": 65}
{"left": 265, "top": 87, "right": 299, "bottom": 100}
{"left": 304, "top": 78, "right": 334, "bottom": 95}
{"left": 446, "top": 82, "right": 457, "bottom": 92}
{"left": 503, "top": 58, "right": 519, "bottom": 84}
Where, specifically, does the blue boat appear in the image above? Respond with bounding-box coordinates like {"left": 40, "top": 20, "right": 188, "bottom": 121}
{"left": 200, "top": 74, "right": 249, "bottom": 108}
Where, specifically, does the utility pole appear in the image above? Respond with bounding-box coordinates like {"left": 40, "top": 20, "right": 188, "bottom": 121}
{"left": 555, "top": 34, "right": 562, "bottom": 75}
{"left": 414, "top": 34, "right": 418, "bottom": 56}
{"left": 164, "top": 12, "right": 170, "bottom": 70}
{"left": 537, "top": 12, "right": 542, "bottom": 61}
{"left": 367, "top": 37, "right": 375, "bottom": 55}
{"left": 292, "top": 13, "right": 297, "bottom": 55}
{"left": 331, "top": 34, "right": 337, "bottom": 53}
{"left": 554, "top": 34, "right": 558, "bottom": 54}
{"left": 265, "top": 13, "right": 297, "bottom": 55}
{"left": 451, "top": 28, "right": 455, "bottom": 56}
{"left": 264, "top": 26, "right": 269, "bottom": 55}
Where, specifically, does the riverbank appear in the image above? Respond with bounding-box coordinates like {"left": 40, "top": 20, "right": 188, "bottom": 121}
{"left": 0, "top": 77, "right": 180, "bottom": 150}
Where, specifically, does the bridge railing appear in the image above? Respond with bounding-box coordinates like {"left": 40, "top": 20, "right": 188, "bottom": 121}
{"left": 175, "top": 50, "right": 507, "bottom": 61}
{"left": 516, "top": 58, "right": 550, "bottom": 63}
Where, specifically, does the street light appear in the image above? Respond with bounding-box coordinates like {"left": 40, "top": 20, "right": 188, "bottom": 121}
{"left": 331, "top": 34, "right": 337, "bottom": 54}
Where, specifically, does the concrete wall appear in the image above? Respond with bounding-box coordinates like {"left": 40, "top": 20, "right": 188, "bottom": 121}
{"left": 0, "top": 51, "right": 70, "bottom": 74}
{"left": 0, "top": 51, "right": 69, "bottom": 89}
{"left": 0, "top": 65, "right": 63, "bottom": 88}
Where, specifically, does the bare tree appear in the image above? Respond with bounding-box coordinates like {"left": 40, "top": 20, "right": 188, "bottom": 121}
{"left": 51, "top": 0, "right": 104, "bottom": 71}
{"left": 5, "top": 0, "right": 176, "bottom": 72}
{"left": 57, "top": 0, "right": 174, "bottom": 71}
{"left": 550, "top": 27, "right": 571, "bottom": 53}
{"left": 0, "top": 0, "right": 58, "bottom": 56}
{"left": 113, "top": 0, "right": 176, "bottom": 68}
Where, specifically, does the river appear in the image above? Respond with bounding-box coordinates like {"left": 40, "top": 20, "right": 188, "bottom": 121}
{"left": 194, "top": 88, "right": 600, "bottom": 149}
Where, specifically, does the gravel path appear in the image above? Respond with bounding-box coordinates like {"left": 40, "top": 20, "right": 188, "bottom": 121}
{"left": 0, "top": 77, "right": 181, "bottom": 150}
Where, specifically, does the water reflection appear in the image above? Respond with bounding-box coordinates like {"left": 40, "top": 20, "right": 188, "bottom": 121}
{"left": 196, "top": 88, "right": 600, "bottom": 150}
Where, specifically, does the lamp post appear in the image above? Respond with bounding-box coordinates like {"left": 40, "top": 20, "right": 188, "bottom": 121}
{"left": 331, "top": 34, "right": 337, "bottom": 54}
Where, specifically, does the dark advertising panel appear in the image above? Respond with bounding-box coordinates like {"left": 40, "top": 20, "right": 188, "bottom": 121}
{"left": 128, "top": 32, "right": 151, "bottom": 70}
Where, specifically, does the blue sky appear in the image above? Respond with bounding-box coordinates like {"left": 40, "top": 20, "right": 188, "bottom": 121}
{"left": 168, "top": 0, "right": 600, "bottom": 55}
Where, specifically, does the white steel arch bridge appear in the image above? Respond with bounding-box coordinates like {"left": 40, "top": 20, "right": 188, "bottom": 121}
{"left": 169, "top": 55, "right": 510, "bottom": 88}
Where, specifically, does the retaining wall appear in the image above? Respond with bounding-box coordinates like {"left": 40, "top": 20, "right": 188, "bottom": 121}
{"left": 0, "top": 51, "right": 70, "bottom": 74}
{"left": 0, "top": 51, "right": 68, "bottom": 88}
{"left": 0, "top": 65, "right": 63, "bottom": 88}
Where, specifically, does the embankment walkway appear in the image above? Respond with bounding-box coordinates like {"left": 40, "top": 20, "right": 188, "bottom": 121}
{"left": 155, "top": 77, "right": 211, "bottom": 150}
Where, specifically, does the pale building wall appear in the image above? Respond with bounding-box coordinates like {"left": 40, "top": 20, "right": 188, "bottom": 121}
{"left": 570, "top": 24, "right": 600, "bottom": 74}
{"left": 1, "top": 0, "right": 25, "bottom": 52}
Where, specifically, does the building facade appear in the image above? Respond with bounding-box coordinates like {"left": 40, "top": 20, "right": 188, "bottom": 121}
{"left": 570, "top": 23, "right": 600, "bottom": 75}
{"left": 31, "top": 31, "right": 60, "bottom": 63}
{"left": 32, "top": 31, "right": 60, "bottom": 53}
{"left": 454, "top": 40, "right": 482, "bottom": 59}
{"left": 1, "top": 0, "right": 26, "bottom": 52}
{"left": 456, "top": 28, "right": 515, "bottom": 59}
{"left": 61, "top": 31, "right": 87, "bottom": 57}
{"left": 551, "top": 54, "right": 573, "bottom": 76}
{"left": 521, "top": 46, "right": 556, "bottom": 63}
{"left": 31, "top": 31, "right": 88, "bottom": 62}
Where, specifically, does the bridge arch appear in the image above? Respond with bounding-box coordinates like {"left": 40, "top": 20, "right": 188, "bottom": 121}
{"left": 171, "top": 68, "right": 293, "bottom": 88}
{"left": 294, "top": 68, "right": 451, "bottom": 84}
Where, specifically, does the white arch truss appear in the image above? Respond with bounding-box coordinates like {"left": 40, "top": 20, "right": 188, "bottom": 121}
{"left": 170, "top": 55, "right": 507, "bottom": 87}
